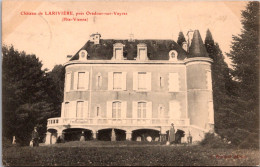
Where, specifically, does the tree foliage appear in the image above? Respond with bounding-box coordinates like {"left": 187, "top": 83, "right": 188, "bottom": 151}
{"left": 2, "top": 45, "right": 64, "bottom": 145}
{"left": 227, "top": 1, "right": 259, "bottom": 133}
{"left": 177, "top": 31, "right": 186, "bottom": 46}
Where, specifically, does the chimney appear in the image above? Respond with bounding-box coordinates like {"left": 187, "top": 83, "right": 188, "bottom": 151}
{"left": 186, "top": 30, "right": 194, "bottom": 50}
{"left": 89, "top": 32, "right": 101, "bottom": 44}
{"left": 128, "top": 33, "right": 135, "bottom": 42}
{"left": 67, "top": 55, "right": 72, "bottom": 61}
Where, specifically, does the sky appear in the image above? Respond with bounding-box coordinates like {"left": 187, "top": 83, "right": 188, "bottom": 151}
{"left": 2, "top": 1, "right": 248, "bottom": 70}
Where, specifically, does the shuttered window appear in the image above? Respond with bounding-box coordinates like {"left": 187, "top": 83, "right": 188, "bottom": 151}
{"left": 169, "top": 73, "right": 179, "bottom": 92}
{"left": 133, "top": 72, "right": 151, "bottom": 91}
{"left": 169, "top": 101, "right": 181, "bottom": 119}
{"left": 108, "top": 72, "right": 127, "bottom": 91}
{"left": 76, "top": 101, "right": 84, "bottom": 118}
{"left": 206, "top": 70, "right": 212, "bottom": 90}
{"left": 138, "top": 102, "right": 146, "bottom": 118}
{"left": 65, "top": 73, "right": 71, "bottom": 92}
{"left": 107, "top": 101, "right": 127, "bottom": 118}
{"left": 73, "top": 71, "right": 89, "bottom": 90}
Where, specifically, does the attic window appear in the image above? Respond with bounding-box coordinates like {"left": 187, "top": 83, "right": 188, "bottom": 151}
{"left": 137, "top": 43, "right": 147, "bottom": 60}
{"left": 79, "top": 50, "right": 88, "bottom": 60}
{"left": 113, "top": 43, "right": 125, "bottom": 60}
{"left": 169, "top": 50, "right": 178, "bottom": 61}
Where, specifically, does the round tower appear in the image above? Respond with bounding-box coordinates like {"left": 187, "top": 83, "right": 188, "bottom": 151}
{"left": 186, "top": 30, "right": 214, "bottom": 142}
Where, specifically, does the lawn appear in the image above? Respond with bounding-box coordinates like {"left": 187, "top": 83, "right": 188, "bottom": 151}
{"left": 2, "top": 141, "right": 259, "bottom": 166}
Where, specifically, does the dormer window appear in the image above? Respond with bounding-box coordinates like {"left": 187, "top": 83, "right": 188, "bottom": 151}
{"left": 79, "top": 50, "right": 88, "bottom": 60}
{"left": 113, "top": 43, "right": 125, "bottom": 60}
{"left": 137, "top": 43, "right": 147, "bottom": 60}
{"left": 169, "top": 50, "right": 178, "bottom": 61}
{"left": 182, "top": 42, "right": 188, "bottom": 52}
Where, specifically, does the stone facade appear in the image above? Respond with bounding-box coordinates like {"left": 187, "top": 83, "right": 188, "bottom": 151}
{"left": 45, "top": 30, "right": 214, "bottom": 144}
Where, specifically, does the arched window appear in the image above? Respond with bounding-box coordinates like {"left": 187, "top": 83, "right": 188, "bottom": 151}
{"left": 112, "top": 101, "right": 121, "bottom": 118}
{"left": 169, "top": 50, "right": 178, "bottom": 61}
{"left": 138, "top": 102, "right": 147, "bottom": 118}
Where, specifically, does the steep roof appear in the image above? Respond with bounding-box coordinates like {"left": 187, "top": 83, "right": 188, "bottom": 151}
{"left": 70, "top": 39, "right": 188, "bottom": 61}
{"left": 188, "top": 30, "right": 209, "bottom": 58}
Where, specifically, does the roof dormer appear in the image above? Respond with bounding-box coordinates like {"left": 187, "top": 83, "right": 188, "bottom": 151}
{"left": 79, "top": 50, "right": 88, "bottom": 60}
{"left": 169, "top": 50, "right": 178, "bottom": 61}
{"left": 113, "top": 43, "right": 125, "bottom": 60}
{"left": 137, "top": 43, "right": 147, "bottom": 60}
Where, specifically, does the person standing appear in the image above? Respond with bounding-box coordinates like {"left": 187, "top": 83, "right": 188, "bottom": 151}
{"left": 32, "top": 127, "right": 39, "bottom": 147}
{"left": 169, "top": 123, "right": 175, "bottom": 144}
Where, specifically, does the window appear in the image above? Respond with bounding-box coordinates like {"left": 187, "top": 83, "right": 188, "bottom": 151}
{"left": 65, "top": 73, "right": 71, "bottom": 92}
{"left": 113, "top": 43, "right": 125, "bottom": 60}
{"left": 132, "top": 101, "right": 152, "bottom": 119}
{"left": 138, "top": 102, "right": 146, "bottom": 118}
{"left": 138, "top": 72, "right": 146, "bottom": 90}
{"left": 206, "top": 70, "right": 212, "bottom": 90}
{"left": 73, "top": 71, "right": 89, "bottom": 90}
{"left": 158, "top": 105, "right": 165, "bottom": 118}
{"left": 96, "top": 73, "right": 102, "bottom": 88}
{"left": 133, "top": 72, "right": 151, "bottom": 91}
{"left": 108, "top": 72, "right": 127, "bottom": 91}
{"left": 79, "top": 50, "right": 87, "bottom": 60}
{"left": 64, "top": 102, "right": 70, "bottom": 118}
{"left": 107, "top": 101, "right": 127, "bottom": 119}
{"left": 76, "top": 101, "right": 84, "bottom": 118}
{"left": 137, "top": 43, "right": 147, "bottom": 60}
{"left": 169, "top": 101, "right": 181, "bottom": 119}
{"left": 78, "top": 72, "right": 85, "bottom": 89}
{"left": 113, "top": 72, "right": 122, "bottom": 90}
{"left": 159, "top": 75, "right": 164, "bottom": 88}
{"left": 97, "top": 106, "right": 100, "bottom": 117}
{"left": 169, "top": 50, "right": 178, "bottom": 61}
{"left": 168, "top": 73, "right": 179, "bottom": 92}
{"left": 112, "top": 101, "right": 121, "bottom": 118}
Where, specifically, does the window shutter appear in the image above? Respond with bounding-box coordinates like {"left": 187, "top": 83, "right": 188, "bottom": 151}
{"left": 147, "top": 102, "right": 153, "bottom": 118}
{"left": 85, "top": 72, "right": 89, "bottom": 90}
{"left": 169, "top": 101, "right": 181, "bottom": 119}
{"left": 208, "top": 101, "right": 214, "bottom": 123}
{"left": 122, "top": 72, "right": 127, "bottom": 90}
{"left": 169, "top": 73, "right": 179, "bottom": 92}
{"left": 61, "top": 102, "right": 65, "bottom": 118}
{"left": 108, "top": 72, "right": 113, "bottom": 90}
{"left": 146, "top": 72, "right": 152, "bottom": 91}
{"left": 83, "top": 101, "right": 89, "bottom": 118}
{"left": 206, "top": 71, "right": 212, "bottom": 90}
{"left": 73, "top": 72, "right": 78, "bottom": 90}
{"left": 65, "top": 73, "right": 71, "bottom": 92}
{"left": 122, "top": 101, "right": 127, "bottom": 118}
{"left": 133, "top": 72, "right": 138, "bottom": 90}
{"left": 106, "top": 101, "right": 112, "bottom": 118}
{"left": 70, "top": 101, "right": 77, "bottom": 118}
{"left": 132, "top": 101, "right": 137, "bottom": 118}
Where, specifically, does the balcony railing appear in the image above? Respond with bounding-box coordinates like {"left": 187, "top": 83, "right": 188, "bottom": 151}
{"left": 47, "top": 117, "right": 190, "bottom": 127}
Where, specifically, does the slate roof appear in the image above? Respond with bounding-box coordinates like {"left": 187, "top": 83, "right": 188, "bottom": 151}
{"left": 69, "top": 30, "right": 209, "bottom": 61}
{"left": 70, "top": 39, "right": 188, "bottom": 61}
{"left": 188, "top": 30, "right": 209, "bottom": 58}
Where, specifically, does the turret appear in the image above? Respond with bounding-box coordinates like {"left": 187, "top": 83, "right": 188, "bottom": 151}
{"left": 186, "top": 30, "right": 214, "bottom": 141}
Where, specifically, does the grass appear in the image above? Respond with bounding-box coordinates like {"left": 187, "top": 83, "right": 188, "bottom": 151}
{"left": 2, "top": 141, "right": 260, "bottom": 166}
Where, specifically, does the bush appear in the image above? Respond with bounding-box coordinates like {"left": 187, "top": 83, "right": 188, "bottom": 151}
{"left": 200, "top": 133, "right": 232, "bottom": 148}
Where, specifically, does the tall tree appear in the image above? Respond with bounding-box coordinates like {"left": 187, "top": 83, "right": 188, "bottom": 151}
{"left": 177, "top": 31, "right": 186, "bottom": 46}
{"left": 2, "top": 45, "right": 54, "bottom": 145}
{"left": 204, "top": 29, "right": 235, "bottom": 135}
{"left": 227, "top": 1, "right": 259, "bottom": 132}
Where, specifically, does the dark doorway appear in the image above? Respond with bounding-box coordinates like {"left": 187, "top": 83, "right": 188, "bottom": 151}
{"left": 132, "top": 129, "right": 160, "bottom": 141}
{"left": 63, "top": 128, "right": 92, "bottom": 141}
{"left": 97, "top": 129, "right": 126, "bottom": 141}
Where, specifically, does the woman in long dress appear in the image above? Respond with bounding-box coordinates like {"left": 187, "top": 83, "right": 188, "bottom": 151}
{"left": 169, "top": 123, "right": 175, "bottom": 144}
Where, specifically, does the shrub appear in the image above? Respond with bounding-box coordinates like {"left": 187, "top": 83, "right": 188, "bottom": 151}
{"left": 200, "top": 133, "right": 232, "bottom": 148}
